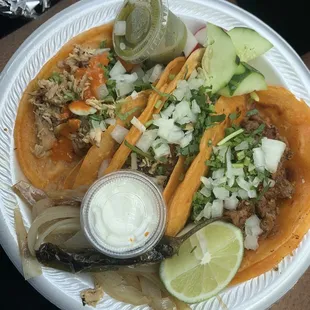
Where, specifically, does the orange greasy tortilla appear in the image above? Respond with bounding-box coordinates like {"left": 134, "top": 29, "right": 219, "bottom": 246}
{"left": 231, "top": 86, "right": 310, "bottom": 285}
{"left": 72, "top": 91, "right": 151, "bottom": 188}
{"left": 14, "top": 23, "right": 115, "bottom": 190}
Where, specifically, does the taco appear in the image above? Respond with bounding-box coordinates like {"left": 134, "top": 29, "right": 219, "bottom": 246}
{"left": 101, "top": 48, "right": 238, "bottom": 205}
{"left": 165, "top": 85, "right": 310, "bottom": 284}
{"left": 15, "top": 23, "right": 161, "bottom": 190}
{"left": 72, "top": 54, "right": 187, "bottom": 188}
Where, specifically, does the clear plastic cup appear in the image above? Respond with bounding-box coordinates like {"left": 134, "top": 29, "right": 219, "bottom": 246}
{"left": 113, "top": 0, "right": 187, "bottom": 64}
{"left": 80, "top": 170, "right": 167, "bottom": 258}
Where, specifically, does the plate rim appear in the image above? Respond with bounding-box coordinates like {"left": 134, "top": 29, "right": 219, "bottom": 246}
{"left": 0, "top": 0, "right": 310, "bottom": 310}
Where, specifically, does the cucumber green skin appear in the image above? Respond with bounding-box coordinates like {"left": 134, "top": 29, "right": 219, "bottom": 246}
{"left": 218, "top": 62, "right": 267, "bottom": 97}
{"left": 202, "top": 23, "right": 239, "bottom": 94}
{"left": 228, "top": 27, "right": 273, "bottom": 62}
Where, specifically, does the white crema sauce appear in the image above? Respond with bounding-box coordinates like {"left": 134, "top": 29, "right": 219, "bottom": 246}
{"left": 88, "top": 178, "right": 159, "bottom": 252}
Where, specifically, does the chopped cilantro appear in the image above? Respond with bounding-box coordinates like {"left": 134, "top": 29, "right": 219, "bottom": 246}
{"left": 99, "top": 40, "right": 107, "bottom": 48}
{"left": 49, "top": 72, "right": 62, "bottom": 84}
{"left": 89, "top": 114, "right": 103, "bottom": 121}
{"left": 229, "top": 111, "right": 241, "bottom": 120}
{"left": 155, "top": 100, "right": 162, "bottom": 109}
{"left": 169, "top": 74, "right": 175, "bottom": 81}
{"left": 255, "top": 183, "right": 270, "bottom": 201}
{"left": 116, "top": 106, "right": 141, "bottom": 121}
{"left": 133, "top": 80, "right": 152, "bottom": 92}
{"left": 252, "top": 123, "right": 265, "bottom": 135}
{"left": 246, "top": 109, "right": 259, "bottom": 117}
{"left": 124, "top": 140, "right": 153, "bottom": 160}
{"left": 210, "top": 114, "right": 226, "bottom": 123}
{"left": 191, "top": 191, "right": 210, "bottom": 220}
{"left": 64, "top": 91, "right": 78, "bottom": 102}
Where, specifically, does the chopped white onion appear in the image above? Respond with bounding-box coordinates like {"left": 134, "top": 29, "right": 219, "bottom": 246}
{"left": 261, "top": 137, "right": 286, "bottom": 173}
{"left": 136, "top": 129, "right": 158, "bottom": 152}
{"left": 111, "top": 124, "right": 129, "bottom": 144}
{"left": 245, "top": 215, "right": 263, "bottom": 236}
{"left": 211, "top": 199, "right": 224, "bottom": 218}
{"left": 200, "top": 186, "right": 211, "bottom": 198}
{"left": 148, "top": 64, "right": 164, "bottom": 83}
{"left": 98, "top": 159, "right": 110, "bottom": 178}
{"left": 114, "top": 21, "right": 126, "bottom": 36}
{"left": 100, "top": 121, "right": 106, "bottom": 131}
{"left": 196, "top": 202, "right": 212, "bottom": 221}
{"left": 231, "top": 167, "right": 245, "bottom": 176}
{"left": 154, "top": 118, "right": 184, "bottom": 144}
{"left": 96, "top": 84, "right": 109, "bottom": 99}
{"left": 228, "top": 176, "right": 235, "bottom": 187}
{"left": 238, "top": 189, "right": 249, "bottom": 200}
{"left": 212, "top": 177, "right": 227, "bottom": 186}
{"left": 131, "top": 153, "right": 138, "bottom": 170}
{"left": 131, "top": 90, "right": 139, "bottom": 99}
{"left": 224, "top": 196, "right": 239, "bottom": 210}
{"left": 112, "top": 72, "right": 139, "bottom": 84}
{"left": 173, "top": 88, "right": 186, "bottom": 101}
{"left": 179, "top": 131, "right": 193, "bottom": 148}
{"left": 105, "top": 118, "right": 116, "bottom": 125}
{"left": 253, "top": 147, "right": 265, "bottom": 172}
{"left": 188, "top": 78, "right": 204, "bottom": 90}
{"left": 132, "top": 66, "right": 145, "bottom": 79}
{"left": 235, "top": 141, "right": 249, "bottom": 151}
{"left": 191, "top": 99, "right": 201, "bottom": 114}
{"left": 266, "top": 178, "right": 276, "bottom": 188}
{"left": 244, "top": 235, "right": 259, "bottom": 251}
{"left": 189, "top": 69, "right": 198, "bottom": 80}
{"left": 251, "top": 176, "right": 261, "bottom": 188}
{"left": 116, "top": 82, "right": 134, "bottom": 97}
{"left": 131, "top": 116, "right": 146, "bottom": 132}
{"left": 90, "top": 127, "right": 102, "bottom": 146}
{"left": 153, "top": 114, "right": 160, "bottom": 120}
{"left": 247, "top": 189, "right": 257, "bottom": 198}
{"left": 212, "top": 169, "right": 225, "bottom": 179}
{"left": 201, "top": 176, "right": 212, "bottom": 188}
{"left": 152, "top": 142, "right": 171, "bottom": 159}
{"left": 161, "top": 104, "right": 176, "bottom": 118}
{"left": 110, "top": 60, "right": 126, "bottom": 78}
{"left": 226, "top": 147, "right": 233, "bottom": 179}
{"left": 213, "top": 187, "right": 230, "bottom": 200}
{"left": 173, "top": 100, "right": 196, "bottom": 125}
{"left": 236, "top": 176, "right": 251, "bottom": 191}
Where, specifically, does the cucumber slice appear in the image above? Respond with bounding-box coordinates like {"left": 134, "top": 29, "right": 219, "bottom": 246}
{"left": 235, "top": 63, "right": 246, "bottom": 75}
{"left": 218, "top": 62, "right": 267, "bottom": 97}
{"left": 202, "top": 23, "right": 238, "bottom": 94}
{"left": 228, "top": 27, "right": 273, "bottom": 62}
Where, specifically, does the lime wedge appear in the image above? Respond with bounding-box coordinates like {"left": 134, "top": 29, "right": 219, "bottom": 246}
{"left": 160, "top": 221, "right": 244, "bottom": 303}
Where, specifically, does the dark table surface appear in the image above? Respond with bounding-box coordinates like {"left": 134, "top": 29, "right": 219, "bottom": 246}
{"left": 1, "top": 1, "right": 309, "bottom": 309}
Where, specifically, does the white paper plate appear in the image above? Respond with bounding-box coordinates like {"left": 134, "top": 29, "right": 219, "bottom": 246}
{"left": 1, "top": 0, "right": 310, "bottom": 309}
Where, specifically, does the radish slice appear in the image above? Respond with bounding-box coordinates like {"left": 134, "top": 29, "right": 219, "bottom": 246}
{"left": 194, "top": 27, "right": 207, "bottom": 46}
{"left": 183, "top": 27, "right": 199, "bottom": 58}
